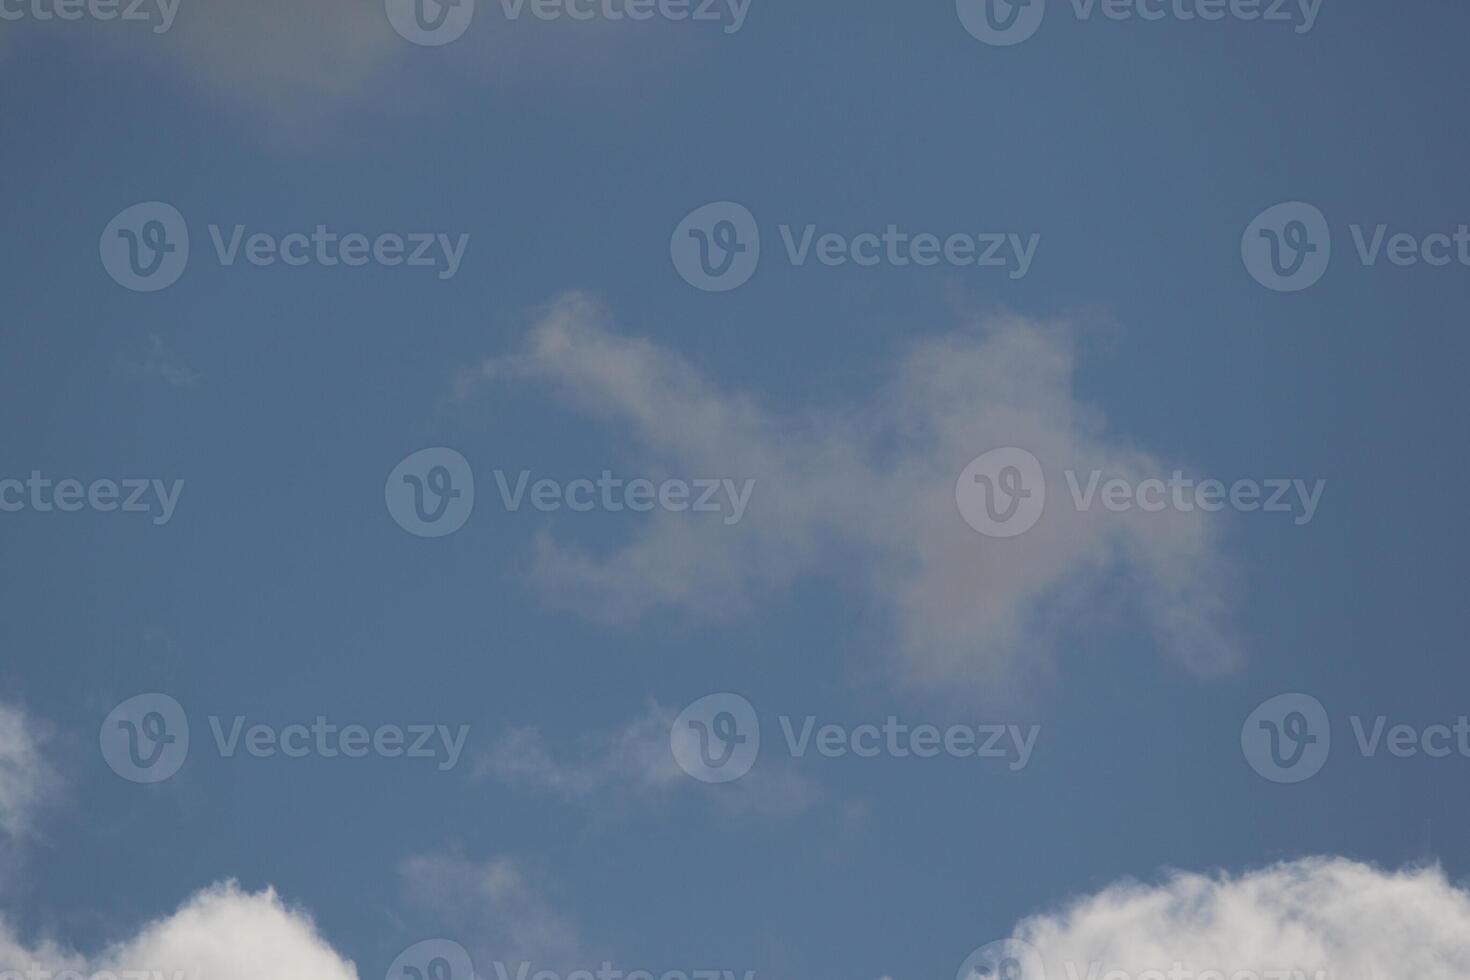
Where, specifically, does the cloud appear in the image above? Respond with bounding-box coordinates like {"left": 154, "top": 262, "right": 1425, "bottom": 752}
{"left": 0, "top": 882, "right": 358, "bottom": 980}
{"left": 479, "top": 701, "right": 819, "bottom": 817}
{"left": 0, "top": 703, "right": 52, "bottom": 842}
{"left": 464, "top": 294, "right": 1240, "bottom": 697}
{"left": 480, "top": 702, "right": 683, "bottom": 799}
{"left": 1005, "top": 858, "right": 1470, "bottom": 980}
{"left": 0, "top": 0, "right": 399, "bottom": 127}
{"left": 118, "top": 335, "right": 202, "bottom": 390}
{"left": 399, "top": 855, "right": 590, "bottom": 973}
{"left": 146, "top": 0, "right": 401, "bottom": 125}
{"left": 5, "top": 0, "right": 697, "bottom": 129}
{"left": 0, "top": 709, "right": 354, "bottom": 980}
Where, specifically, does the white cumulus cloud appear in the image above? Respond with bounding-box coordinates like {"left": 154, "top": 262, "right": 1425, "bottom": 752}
{"left": 1005, "top": 858, "right": 1470, "bottom": 980}
{"left": 0, "top": 882, "right": 358, "bottom": 980}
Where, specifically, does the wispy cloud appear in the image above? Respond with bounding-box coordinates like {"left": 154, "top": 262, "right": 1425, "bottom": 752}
{"left": 6, "top": 0, "right": 702, "bottom": 130}
{"left": 400, "top": 855, "right": 591, "bottom": 974}
{"left": 119, "top": 335, "right": 202, "bottom": 390}
{"left": 0, "top": 702, "right": 52, "bottom": 843}
{"left": 479, "top": 701, "right": 820, "bottom": 817}
{"left": 464, "top": 294, "right": 1240, "bottom": 698}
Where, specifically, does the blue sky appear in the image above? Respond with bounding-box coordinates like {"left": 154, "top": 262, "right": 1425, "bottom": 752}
{"left": 3, "top": 4, "right": 1470, "bottom": 980}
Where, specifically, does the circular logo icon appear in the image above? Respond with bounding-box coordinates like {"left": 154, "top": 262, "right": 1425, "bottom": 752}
{"left": 956, "top": 448, "right": 1046, "bottom": 538}
{"left": 100, "top": 693, "right": 190, "bottom": 783}
{"left": 100, "top": 202, "right": 190, "bottom": 292}
{"left": 1241, "top": 202, "right": 1331, "bottom": 292}
{"left": 957, "top": 939, "right": 1046, "bottom": 980}
{"left": 386, "top": 940, "right": 476, "bottom": 980}
{"left": 956, "top": 0, "right": 1046, "bottom": 46}
{"left": 386, "top": 448, "right": 475, "bottom": 538}
{"left": 386, "top": 0, "right": 475, "bottom": 45}
{"left": 671, "top": 202, "right": 761, "bottom": 292}
{"left": 1241, "top": 692, "right": 1331, "bottom": 783}
{"left": 671, "top": 693, "right": 760, "bottom": 783}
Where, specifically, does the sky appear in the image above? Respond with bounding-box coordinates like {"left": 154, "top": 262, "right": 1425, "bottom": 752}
{"left": 3, "top": 3, "right": 1470, "bottom": 980}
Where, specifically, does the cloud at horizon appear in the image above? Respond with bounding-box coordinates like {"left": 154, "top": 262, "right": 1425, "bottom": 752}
{"left": 1008, "top": 858, "right": 1470, "bottom": 980}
